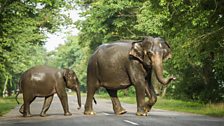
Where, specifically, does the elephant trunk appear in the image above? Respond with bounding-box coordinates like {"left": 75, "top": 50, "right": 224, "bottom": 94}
{"left": 152, "top": 55, "right": 174, "bottom": 85}
{"left": 75, "top": 84, "right": 81, "bottom": 110}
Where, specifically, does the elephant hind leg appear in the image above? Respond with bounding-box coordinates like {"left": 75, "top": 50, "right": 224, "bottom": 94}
{"left": 23, "top": 96, "right": 36, "bottom": 117}
{"left": 40, "top": 95, "right": 54, "bottom": 117}
{"left": 84, "top": 80, "right": 99, "bottom": 115}
{"left": 107, "top": 89, "right": 127, "bottom": 115}
{"left": 84, "top": 87, "right": 98, "bottom": 115}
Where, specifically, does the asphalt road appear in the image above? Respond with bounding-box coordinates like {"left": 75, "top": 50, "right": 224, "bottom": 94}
{"left": 0, "top": 95, "right": 223, "bottom": 126}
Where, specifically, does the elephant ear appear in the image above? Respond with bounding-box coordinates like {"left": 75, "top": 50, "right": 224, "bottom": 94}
{"left": 142, "top": 36, "right": 154, "bottom": 55}
{"left": 62, "top": 68, "right": 74, "bottom": 88}
{"left": 63, "top": 68, "right": 69, "bottom": 77}
{"left": 129, "top": 41, "right": 144, "bottom": 62}
{"left": 63, "top": 69, "right": 71, "bottom": 83}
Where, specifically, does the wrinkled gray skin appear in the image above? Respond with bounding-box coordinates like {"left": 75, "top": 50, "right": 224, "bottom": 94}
{"left": 84, "top": 36, "right": 175, "bottom": 116}
{"left": 17, "top": 65, "right": 81, "bottom": 117}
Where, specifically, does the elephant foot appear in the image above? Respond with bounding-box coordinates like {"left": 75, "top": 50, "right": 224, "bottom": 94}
{"left": 143, "top": 105, "right": 151, "bottom": 113}
{"left": 40, "top": 112, "right": 47, "bottom": 117}
{"left": 115, "top": 108, "right": 127, "bottom": 115}
{"left": 84, "top": 111, "right": 96, "bottom": 115}
{"left": 136, "top": 111, "right": 148, "bottom": 116}
{"left": 23, "top": 113, "right": 32, "bottom": 117}
{"left": 64, "top": 112, "right": 72, "bottom": 116}
{"left": 136, "top": 107, "right": 148, "bottom": 116}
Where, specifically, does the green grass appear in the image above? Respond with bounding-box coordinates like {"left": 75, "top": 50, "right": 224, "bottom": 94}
{"left": 0, "top": 96, "right": 20, "bottom": 116}
{"left": 95, "top": 94, "right": 224, "bottom": 117}
{"left": 153, "top": 98, "right": 224, "bottom": 117}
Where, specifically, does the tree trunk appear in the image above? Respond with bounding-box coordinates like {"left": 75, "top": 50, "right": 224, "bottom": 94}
{"left": 3, "top": 75, "right": 9, "bottom": 97}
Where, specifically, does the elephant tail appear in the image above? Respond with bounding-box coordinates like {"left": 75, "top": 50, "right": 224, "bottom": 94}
{"left": 15, "top": 78, "right": 22, "bottom": 104}
{"left": 93, "top": 97, "right": 97, "bottom": 104}
{"left": 15, "top": 89, "right": 20, "bottom": 104}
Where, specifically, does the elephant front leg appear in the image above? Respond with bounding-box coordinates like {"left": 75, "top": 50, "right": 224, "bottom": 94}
{"left": 57, "top": 91, "right": 72, "bottom": 116}
{"left": 144, "top": 84, "right": 157, "bottom": 113}
{"left": 135, "top": 81, "right": 148, "bottom": 116}
{"left": 40, "top": 95, "right": 54, "bottom": 117}
{"left": 107, "top": 89, "right": 127, "bottom": 115}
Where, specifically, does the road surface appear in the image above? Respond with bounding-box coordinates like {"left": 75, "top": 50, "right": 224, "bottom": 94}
{"left": 0, "top": 95, "right": 223, "bottom": 126}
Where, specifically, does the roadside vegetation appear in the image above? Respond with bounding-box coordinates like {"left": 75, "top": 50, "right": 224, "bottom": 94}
{"left": 0, "top": 96, "right": 21, "bottom": 116}
{"left": 153, "top": 98, "right": 224, "bottom": 117}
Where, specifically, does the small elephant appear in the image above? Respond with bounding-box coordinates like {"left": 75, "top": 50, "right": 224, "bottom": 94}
{"left": 16, "top": 65, "right": 81, "bottom": 117}
{"left": 84, "top": 36, "right": 175, "bottom": 116}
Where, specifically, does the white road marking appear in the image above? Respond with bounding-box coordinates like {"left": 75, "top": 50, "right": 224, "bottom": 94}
{"left": 123, "top": 120, "right": 139, "bottom": 126}
{"left": 103, "top": 113, "right": 110, "bottom": 115}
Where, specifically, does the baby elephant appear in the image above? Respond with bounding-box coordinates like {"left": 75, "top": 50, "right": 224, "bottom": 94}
{"left": 16, "top": 65, "right": 81, "bottom": 117}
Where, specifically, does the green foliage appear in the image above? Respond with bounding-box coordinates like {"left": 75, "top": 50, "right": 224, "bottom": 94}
{"left": 161, "top": 0, "right": 224, "bottom": 103}
{"left": 0, "top": 96, "right": 19, "bottom": 116}
{"left": 75, "top": 0, "right": 224, "bottom": 103}
{"left": 75, "top": 0, "right": 145, "bottom": 51}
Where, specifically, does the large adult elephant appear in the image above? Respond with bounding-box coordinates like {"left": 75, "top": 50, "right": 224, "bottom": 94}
{"left": 16, "top": 65, "right": 81, "bottom": 117}
{"left": 84, "top": 36, "right": 175, "bottom": 116}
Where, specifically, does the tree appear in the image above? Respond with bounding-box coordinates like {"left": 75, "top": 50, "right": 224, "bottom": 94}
{"left": 155, "top": 0, "right": 224, "bottom": 103}
{"left": 75, "top": 0, "right": 146, "bottom": 50}
{"left": 0, "top": 0, "right": 76, "bottom": 96}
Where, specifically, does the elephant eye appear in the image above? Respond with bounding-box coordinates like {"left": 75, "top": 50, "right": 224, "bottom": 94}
{"left": 69, "top": 76, "right": 73, "bottom": 79}
{"left": 67, "top": 74, "right": 72, "bottom": 79}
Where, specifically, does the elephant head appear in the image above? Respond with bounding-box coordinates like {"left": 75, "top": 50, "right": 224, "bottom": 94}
{"left": 63, "top": 69, "right": 81, "bottom": 109}
{"left": 129, "top": 36, "right": 175, "bottom": 85}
